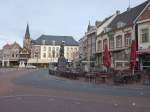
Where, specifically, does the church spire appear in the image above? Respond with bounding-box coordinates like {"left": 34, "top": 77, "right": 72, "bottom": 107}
{"left": 88, "top": 20, "right": 91, "bottom": 31}
{"left": 89, "top": 20, "right": 91, "bottom": 26}
{"left": 23, "top": 23, "right": 31, "bottom": 50}
{"left": 25, "top": 23, "right": 30, "bottom": 39}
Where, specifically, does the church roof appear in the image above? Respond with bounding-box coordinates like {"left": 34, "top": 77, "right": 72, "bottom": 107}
{"left": 32, "top": 35, "right": 79, "bottom": 46}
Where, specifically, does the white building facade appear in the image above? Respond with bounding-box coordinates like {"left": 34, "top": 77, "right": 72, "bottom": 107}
{"left": 28, "top": 35, "right": 79, "bottom": 67}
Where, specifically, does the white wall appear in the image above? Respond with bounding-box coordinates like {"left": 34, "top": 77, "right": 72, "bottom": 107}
{"left": 138, "top": 21, "right": 150, "bottom": 50}
{"left": 40, "top": 45, "right": 79, "bottom": 63}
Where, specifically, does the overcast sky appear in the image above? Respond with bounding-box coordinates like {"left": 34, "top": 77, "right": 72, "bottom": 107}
{"left": 0, "top": 0, "right": 146, "bottom": 48}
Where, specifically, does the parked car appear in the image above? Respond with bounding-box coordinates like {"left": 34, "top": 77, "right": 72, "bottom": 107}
{"left": 26, "top": 64, "right": 37, "bottom": 69}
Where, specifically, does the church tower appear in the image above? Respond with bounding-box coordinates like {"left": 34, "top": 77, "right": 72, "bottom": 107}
{"left": 23, "top": 24, "right": 31, "bottom": 50}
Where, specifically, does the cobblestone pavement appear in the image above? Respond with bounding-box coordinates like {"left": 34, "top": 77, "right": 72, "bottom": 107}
{"left": 0, "top": 68, "right": 150, "bottom": 112}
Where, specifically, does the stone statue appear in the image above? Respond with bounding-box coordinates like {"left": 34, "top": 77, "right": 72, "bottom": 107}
{"left": 57, "top": 41, "right": 67, "bottom": 71}
{"left": 59, "top": 41, "right": 65, "bottom": 57}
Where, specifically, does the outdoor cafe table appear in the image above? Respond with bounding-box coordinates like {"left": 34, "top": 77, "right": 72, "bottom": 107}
{"left": 85, "top": 72, "right": 110, "bottom": 84}
{"left": 96, "top": 72, "right": 110, "bottom": 83}
{"left": 85, "top": 73, "right": 97, "bottom": 83}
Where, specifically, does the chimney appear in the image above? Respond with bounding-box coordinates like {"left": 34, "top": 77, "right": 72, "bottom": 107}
{"left": 116, "top": 10, "right": 120, "bottom": 15}
{"left": 127, "top": 7, "right": 131, "bottom": 11}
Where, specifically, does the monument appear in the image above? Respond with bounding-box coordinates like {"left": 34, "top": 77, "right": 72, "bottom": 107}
{"left": 57, "top": 41, "right": 67, "bottom": 71}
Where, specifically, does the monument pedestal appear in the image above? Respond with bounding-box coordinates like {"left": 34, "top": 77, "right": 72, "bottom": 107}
{"left": 57, "top": 56, "right": 67, "bottom": 71}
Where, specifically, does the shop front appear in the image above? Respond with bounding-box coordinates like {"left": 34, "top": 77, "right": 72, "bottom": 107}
{"left": 137, "top": 50, "right": 150, "bottom": 70}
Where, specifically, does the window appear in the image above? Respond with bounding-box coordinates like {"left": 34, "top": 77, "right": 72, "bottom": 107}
{"left": 34, "top": 53, "right": 38, "bottom": 58}
{"left": 109, "top": 37, "right": 114, "bottom": 49}
{"left": 52, "top": 47, "right": 55, "bottom": 58}
{"left": 141, "top": 28, "right": 149, "bottom": 43}
{"left": 104, "top": 27, "right": 112, "bottom": 33}
{"left": 103, "top": 39, "right": 108, "bottom": 49}
{"left": 117, "top": 21, "right": 126, "bottom": 28}
{"left": 74, "top": 48, "right": 77, "bottom": 51}
{"left": 56, "top": 47, "right": 59, "bottom": 51}
{"left": 12, "top": 54, "right": 14, "bottom": 58}
{"left": 35, "top": 48, "right": 38, "bottom": 52}
{"left": 43, "top": 53, "right": 46, "bottom": 58}
{"left": 43, "top": 46, "right": 46, "bottom": 51}
{"left": 67, "top": 52, "right": 69, "bottom": 58}
{"left": 116, "top": 35, "right": 122, "bottom": 48}
{"left": 48, "top": 53, "right": 51, "bottom": 58}
{"left": 116, "top": 62, "right": 123, "bottom": 68}
{"left": 56, "top": 52, "right": 59, "bottom": 58}
{"left": 49, "top": 47, "right": 51, "bottom": 51}
{"left": 124, "top": 33, "right": 131, "bottom": 47}
{"left": 97, "top": 40, "right": 102, "bottom": 51}
{"left": 67, "top": 48, "right": 69, "bottom": 51}
{"left": 42, "top": 40, "right": 46, "bottom": 45}
{"left": 71, "top": 52, "right": 73, "bottom": 58}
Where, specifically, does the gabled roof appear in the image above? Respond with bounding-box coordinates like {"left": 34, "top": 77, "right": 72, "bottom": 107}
{"left": 11, "top": 42, "right": 21, "bottom": 49}
{"left": 97, "top": 15, "right": 113, "bottom": 28}
{"left": 3, "top": 43, "right": 11, "bottom": 49}
{"left": 19, "top": 47, "right": 30, "bottom": 54}
{"left": 108, "top": 0, "right": 149, "bottom": 30}
{"left": 32, "top": 35, "right": 79, "bottom": 46}
{"left": 3, "top": 42, "right": 21, "bottom": 49}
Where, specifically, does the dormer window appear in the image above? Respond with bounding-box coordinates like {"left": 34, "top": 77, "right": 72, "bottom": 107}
{"left": 42, "top": 40, "right": 45, "bottom": 45}
{"left": 52, "top": 40, "right": 55, "bottom": 45}
{"left": 62, "top": 40, "right": 65, "bottom": 44}
{"left": 117, "top": 21, "right": 126, "bottom": 28}
{"left": 104, "top": 27, "right": 112, "bottom": 33}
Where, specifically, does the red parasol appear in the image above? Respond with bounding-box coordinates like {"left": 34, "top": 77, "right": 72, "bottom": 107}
{"left": 130, "top": 40, "right": 137, "bottom": 71}
{"left": 103, "top": 44, "right": 111, "bottom": 68}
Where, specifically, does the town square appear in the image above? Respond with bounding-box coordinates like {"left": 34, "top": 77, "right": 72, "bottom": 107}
{"left": 0, "top": 0, "right": 150, "bottom": 112}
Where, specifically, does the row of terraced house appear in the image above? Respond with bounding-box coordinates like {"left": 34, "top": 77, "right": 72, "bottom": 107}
{"left": 79, "top": 0, "right": 150, "bottom": 70}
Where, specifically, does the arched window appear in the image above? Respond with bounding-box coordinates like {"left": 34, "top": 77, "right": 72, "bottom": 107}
{"left": 124, "top": 32, "right": 131, "bottom": 47}
{"left": 103, "top": 39, "right": 108, "bottom": 49}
